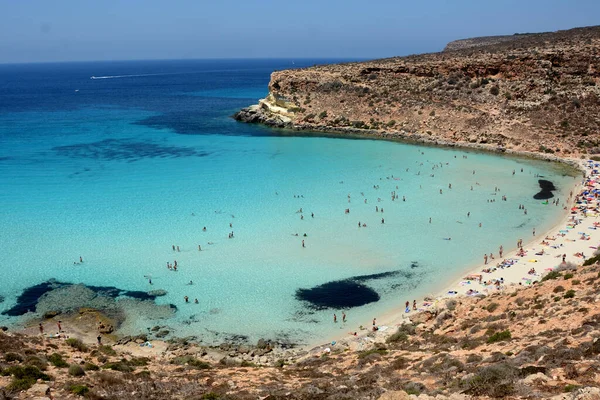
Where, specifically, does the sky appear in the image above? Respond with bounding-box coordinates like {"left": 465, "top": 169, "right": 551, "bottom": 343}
{"left": 0, "top": 0, "right": 598, "bottom": 63}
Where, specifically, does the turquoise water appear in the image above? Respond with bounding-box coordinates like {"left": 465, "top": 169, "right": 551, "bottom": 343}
{"left": 0, "top": 60, "right": 576, "bottom": 346}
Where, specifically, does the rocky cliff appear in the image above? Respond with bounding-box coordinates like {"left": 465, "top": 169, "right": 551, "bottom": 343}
{"left": 235, "top": 26, "right": 600, "bottom": 157}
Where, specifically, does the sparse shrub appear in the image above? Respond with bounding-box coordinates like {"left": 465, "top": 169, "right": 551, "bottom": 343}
{"left": 515, "top": 297, "right": 526, "bottom": 306}
{"left": 5, "top": 352, "right": 23, "bottom": 362}
{"left": 240, "top": 360, "right": 257, "bottom": 367}
{"left": 554, "top": 285, "right": 565, "bottom": 293}
{"left": 554, "top": 296, "right": 561, "bottom": 302}
{"left": 564, "top": 290, "right": 576, "bottom": 299}
{"left": 572, "top": 279, "right": 580, "bottom": 285}
{"left": 486, "top": 302, "right": 499, "bottom": 313}
{"left": 274, "top": 359, "right": 285, "bottom": 368}
{"left": 488, "top": 330, "right": 512, "bottom": 344}
{"left": 446, "top": 299, "right": 458, "bottom": 311}
{"left": 358, "top": 348, "right": 388, "bottom": 359}
{"left": 201, "top": 393, "right": 221, "bottom": 400}
{"left": 542, "top": 271, "right": 561, "bottom": 281}
{"left": 467, "top": 354, "right": 483, "bottom": 363}
{"left": 564, "top": 384, "right": 580, "bottom": 392}
{"left": 564, "top": 273, "right": 574, "bottom": 280}
{"left": 25, "top": 356, "right": 48, "bottom": 371}
{"left": 429, "top": 110, "right": 435, "bottom": 116}
{"left": 490, "top": 86, "right": 500, "bottom": 96}
{"left": 391, "top": 356, "right": 408, "bottom": 369}
{"left": 65, "top": 338, "right": 88, "bottom": 352}
{"left": 386, "top": 329, "right": 408, "bottom": 344}
{"left": 172, "top": 355, "right": 211, "bottom": 370}
{"left": 98, "top": 345, "right": 117, "bottom": 356}
{"left": 103, "top": 361, "right": 134, "bottom": 372}
{"left": 462, "top": 363, "right": 518, "bottom": 397}
{"left": 318, "top": 111, "right": 328, "bottom": 119}
{"left": 49, "top": 353, "right": 69, "bottom": 368}
{"left": 83, "top": 362, "right": 99, "bottom": 371}
{"left": 68, "top": 364, "right": 85, "bottom": 377}
{"left": 128, "top": 357, "right": 149, "bottom": 367}
{"left": 68, "top": 384, "right": 89, "bottom": 396}
{"left": 3, "top": 365, "right": 50, "bottom": 391}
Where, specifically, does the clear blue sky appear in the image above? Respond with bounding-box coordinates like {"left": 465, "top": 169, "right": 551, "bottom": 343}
{"left": 0, "top": 0, "right": 598, "bottom": 63}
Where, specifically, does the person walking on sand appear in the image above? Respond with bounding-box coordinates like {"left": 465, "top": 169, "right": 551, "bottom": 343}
{"left": 57, "top": 321, "right": 62, "bottom": 332}
{"left": 499, "top": 245, "right": 503, "bottom": 257}
{"left": 484, "top": 254, "right": 488, "bottom": 264}
{"left": 39, "top": 323, "right": 44, "bottom": 335}
{"left": 97, "top": 335, "right": 102, "bottom": 345}
{"left": 413, "top": 300, "right": 417, "bottom": 311}
{"left": 373, "top": 318, "right": 376, "bottom": 326}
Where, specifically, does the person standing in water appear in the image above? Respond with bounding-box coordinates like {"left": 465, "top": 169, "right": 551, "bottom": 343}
{"left": 342, "top": 312, "right": 346, "bottom": 323}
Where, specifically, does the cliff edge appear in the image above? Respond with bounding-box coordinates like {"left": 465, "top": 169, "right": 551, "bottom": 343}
{"left": 234, "top": 26, "right": 600, "bottom": 157}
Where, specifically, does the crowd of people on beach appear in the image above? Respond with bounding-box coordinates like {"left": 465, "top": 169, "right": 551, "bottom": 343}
{"left": 63, "top": 151, "right": 595, "bottom": 347}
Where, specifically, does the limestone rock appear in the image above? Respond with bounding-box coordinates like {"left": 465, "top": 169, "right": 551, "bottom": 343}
{"left": 27, "top": 383, "right": 50, "bottom": 397}
{"left": 378, "top": 391, "right": 410, "bottom": 400}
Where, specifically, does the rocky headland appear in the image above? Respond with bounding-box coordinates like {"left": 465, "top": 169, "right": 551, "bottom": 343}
{"left": 234, "top": 26, "right": 600, "bottom": 159}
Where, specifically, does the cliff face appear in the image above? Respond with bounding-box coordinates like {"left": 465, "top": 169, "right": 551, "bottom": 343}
{"left": 235, "top": 26, "right": 600, "bottom": 156}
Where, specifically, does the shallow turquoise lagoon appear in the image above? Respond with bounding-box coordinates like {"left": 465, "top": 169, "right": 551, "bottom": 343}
{"left": 0, "top": 60, "right": 577, "bottom": 346}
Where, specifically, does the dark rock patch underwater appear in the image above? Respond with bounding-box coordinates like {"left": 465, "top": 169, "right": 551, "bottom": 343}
{"left": 533, "top": 179, "right": 556, "bottom": 200}
{"left": 295, "top": 269, "right": 412, "bottom": 310}
{"left": 2, "top": 279, "right": 172, "bottom": 317}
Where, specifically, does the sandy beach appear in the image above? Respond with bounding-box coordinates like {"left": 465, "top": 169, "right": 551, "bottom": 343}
{"left": 311, "top": 157, "right": 594, "bottom": 353}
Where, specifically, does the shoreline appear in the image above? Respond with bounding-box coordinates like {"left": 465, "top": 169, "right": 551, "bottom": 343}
{"left": 305, "top": 157, "right": 590, "bottom": 355}
{"left": 9, "top": 120, "right": 589, "bottom": 363}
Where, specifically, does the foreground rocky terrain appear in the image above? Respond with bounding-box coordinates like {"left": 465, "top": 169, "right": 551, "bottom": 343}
{"left": 235, "top": 26, "right": 600, "bottom": 158}
{"left": 2, "top": 259, "right": 600, "bottom": 399}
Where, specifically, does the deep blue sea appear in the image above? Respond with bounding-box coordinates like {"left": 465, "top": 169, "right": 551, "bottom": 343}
{"left": 0, "top": 59, "right": 577, "bottom": 346}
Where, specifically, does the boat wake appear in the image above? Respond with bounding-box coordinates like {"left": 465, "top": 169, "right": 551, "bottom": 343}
{"left": 90, "top": 73, "right": 168, "bottom": 80}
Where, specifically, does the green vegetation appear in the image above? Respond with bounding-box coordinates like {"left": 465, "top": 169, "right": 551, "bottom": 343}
{"left": 49, "top": 353, "right": 69, "bottom": 368}
{"left": 171, "top": 355, "right": 211, "bottom": 369}
{"left": 386, "top": 330, "right": 408, "bottom": 343}
{"left": 564, "top": 289, "right": 576, "bottom": 299}
{"left": 68, "top": 384, "right": 90, "bottom": 396}
{"left": 358, "top": 348, "right": 388, "bottom": 358}
{"left": 68, "top": 364, "right": 86, "bottom": 377}
{"left": 83, "top": 362, "right": 100, "bottom": 371}
{"left": 486, "top": 302, "right": 499, "bottom": 313}
{"left": 542, "top": 271, "right": 562, "bottom": 281}
{"left": 200, "top": 393, "right": 221, "bottom": 400}
{"left": 487, "top": 330, "right": 512, "bottom": 344}
{"left": 564, "top": 384, "right": 580, "bottom": 393}
{"left": 103, "top": 361, "right": 135, "bottom": 373}
{"left": 563, "top": 273, "right": 574, "bottom": 280}
{"left": 553, "top": 285, "right": 565, "bottom": 293}
{"left": 462, "top": 363, "right": 518, "bottom": 398}
{"left": 2, "top": 365, "right": 51, "bottom": 391}
{"left": 98, "top": 345, "right": 117, "bottom": 356}
{"left": 5, "top": 352, "right": 23, "bottom": 362}
{"left": 583, "top": 253, "right": 600, "bottom": 266}
{"left": 65, "top": 338, "right": 88, "bottom": 352}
